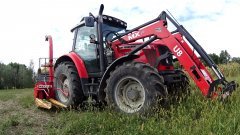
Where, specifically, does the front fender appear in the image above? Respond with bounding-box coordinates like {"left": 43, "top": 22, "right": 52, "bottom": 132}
{"left": 54, "top": 52, "right": 88, "bottom": 78}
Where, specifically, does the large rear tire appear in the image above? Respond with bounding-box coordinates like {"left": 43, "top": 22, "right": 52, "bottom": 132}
{"left": 54, "top": 62, "right": 84, "bottom": 107}
{"left": 105, "top": 62, "right": 167, "bottom": 114}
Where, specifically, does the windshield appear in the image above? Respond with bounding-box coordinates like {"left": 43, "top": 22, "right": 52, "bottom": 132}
{"left": 102, "top": 23, "right": 126, "bottom": 41}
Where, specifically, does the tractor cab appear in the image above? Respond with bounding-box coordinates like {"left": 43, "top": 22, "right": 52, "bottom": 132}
{"left": 70, "top": 15, "right": 127, "bottom": 76}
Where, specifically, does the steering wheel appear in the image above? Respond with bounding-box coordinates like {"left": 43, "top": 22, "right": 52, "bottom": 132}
{"left": 104, "top": 31, "right": 127, "bottom": 44}
{"left": 104, "top": 31, "right": 117, "bottom": 41}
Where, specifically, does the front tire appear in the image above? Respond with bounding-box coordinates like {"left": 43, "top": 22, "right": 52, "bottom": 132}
{"left": 167, "top": 70, "right": 190, "bottom": 102}
{"left": 54, "top": 62, "right": 84, "bottom": 107}
{"left": 106, "top": 62, "right": 167, "bottom": 114}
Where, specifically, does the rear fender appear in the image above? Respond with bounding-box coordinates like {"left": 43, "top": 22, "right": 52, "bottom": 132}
{"left": 98, "top": 55, "right": 138, "bottom": 101}
{"left": 54, "top": 52, "right": 88, "bottom": 78}
{"left": 54, "top": 52, "right": 89, "bottom": 96}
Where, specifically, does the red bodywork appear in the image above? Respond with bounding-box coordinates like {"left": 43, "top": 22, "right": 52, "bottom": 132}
{"left": 34, "top": 14, "right": 234, "bottom": 101}
{"left": 63, "top": 52, "right": 89, "bottom": 78}
{"left": 34, "top": 36, "right": 54, "bottom": 99}
{"left": 34, "top": 36, "right": 89, "bottom": 99}
{"left": 111, "top": 20, "right": 213, "bottom": 96}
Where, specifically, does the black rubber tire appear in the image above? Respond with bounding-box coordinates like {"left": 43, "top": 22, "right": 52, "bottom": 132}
{"left": 54, "top": 61, "right": 84, "bottom": 107}
{"left": 167, "top": 70, "right": 190, "bottom": 102}
{"left": 105, "top": 61, "right": 167, "bottom": 115}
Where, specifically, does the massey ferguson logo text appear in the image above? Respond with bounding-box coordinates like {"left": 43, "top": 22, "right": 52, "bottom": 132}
{"left": 128, "top": 32, "right": 140, "bottom": 40}
{"left": 38, "top": 85, "right": 52, "bottom": 89}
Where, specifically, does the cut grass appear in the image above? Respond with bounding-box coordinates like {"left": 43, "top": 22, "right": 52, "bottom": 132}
{"left": 0, "top": 88, "right": 34, "bottom": 108}
{"left": 0, "top": 90, "right": 17, "bottom": 101}
{"left": 0, "top": 88, "right": 49, "bottom": 135}
{"left": 0, "top": 115, "right": 20, "bottom": 135}
{"left": 18, "top": 95, "right": 34, "bottom": 108}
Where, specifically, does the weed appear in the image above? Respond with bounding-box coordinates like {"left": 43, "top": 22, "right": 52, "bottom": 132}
{"left": 18, "top": 95, "right": 34, "bottom": 108}
{"left": 0, "top": 90, "right": 16, "bottom": 101}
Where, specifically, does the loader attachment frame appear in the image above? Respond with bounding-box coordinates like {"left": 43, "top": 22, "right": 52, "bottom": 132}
{"left": 110, "top": 11, "right": 237, "bottom": 98}
{"left": 164, "top": 12, "right": 237, "bottom": 97}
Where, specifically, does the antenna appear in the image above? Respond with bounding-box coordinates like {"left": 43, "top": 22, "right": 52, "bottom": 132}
{"left": 166, "top": 9, "right": 181, "bottom": 26}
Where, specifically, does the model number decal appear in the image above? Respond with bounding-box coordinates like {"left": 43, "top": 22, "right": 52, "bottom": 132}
{"left": 38, "top": 85, "right": 52, "bottom": 89}
{"left": 173, "top": 45, "right": 183, "bottom": 57}
{"left": 128, "top": 32, "right": 140, "bottom": 40}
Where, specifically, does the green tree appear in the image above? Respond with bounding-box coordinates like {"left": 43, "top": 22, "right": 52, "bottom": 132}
{"left": 0, "top": 62, "right": 34, "bottom": 90}
{"left": 209, "top": 53, "right": 220, "bottom": 64}
{"left": 232, "top": 57, "right": 240, "bottom": 64}
{"left": 9, "top": 62, "right": 20, "bottom": 89}
{"left": 3, "top": 64, "right": 14, "bottom": 89}
{"left": 0, "top": 63, "right": 5, "bottom": 89}
{"left": 219, "top": 50, "right": 231, "bottom": 64}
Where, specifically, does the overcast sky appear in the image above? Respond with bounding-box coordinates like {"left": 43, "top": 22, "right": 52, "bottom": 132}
{"left": 0, "top": 0, "right": 239, "bottom": 70}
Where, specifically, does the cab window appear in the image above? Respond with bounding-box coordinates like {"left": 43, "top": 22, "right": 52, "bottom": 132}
{"left": 74, "top": 25, "right": 100, "bottom": 73}
{"left": 74, "top": 26, "right": 96, "bottom": 61}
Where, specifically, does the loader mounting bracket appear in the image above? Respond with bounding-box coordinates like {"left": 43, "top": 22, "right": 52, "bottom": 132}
{"left": 207, "top": 79, "right": 238, "bottom": 98}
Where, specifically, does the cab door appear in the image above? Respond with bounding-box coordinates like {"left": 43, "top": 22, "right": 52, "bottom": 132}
{"left": 73, "top": 25, "right": 100, "bottom": 74}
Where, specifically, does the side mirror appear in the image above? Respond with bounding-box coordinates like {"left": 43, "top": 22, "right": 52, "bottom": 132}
{"left": 89, "top": 34, "right": 97, "bottom": 44}
{"left": 84, "top": 17, "right": 94, "bottom": 27}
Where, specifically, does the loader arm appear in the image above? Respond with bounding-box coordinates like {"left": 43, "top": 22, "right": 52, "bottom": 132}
{"left": 111, "top": 11, "right": 237, "bottom": 98}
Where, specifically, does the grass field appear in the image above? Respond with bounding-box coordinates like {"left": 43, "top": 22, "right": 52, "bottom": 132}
{"left": 0, "top": 73, "right": 239, "bottom": 134}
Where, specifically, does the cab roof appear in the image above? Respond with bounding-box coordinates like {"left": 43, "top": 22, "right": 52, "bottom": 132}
{"left": 71, "top": 14, "right": 127, "bottom": 32}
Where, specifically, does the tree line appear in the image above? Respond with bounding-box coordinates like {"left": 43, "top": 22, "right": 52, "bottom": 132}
{"left": 0, "top": 61, "right": 34, "bottom": 89}
{"left": 209, "top": 50, "right": 240, "bottom": 64}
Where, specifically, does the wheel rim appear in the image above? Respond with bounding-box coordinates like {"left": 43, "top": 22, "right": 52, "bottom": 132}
{"left": 57, "top": 74, "right": 70, "bottom": 103}
{"left": 114, "top": 76, "right": 145, "bottom": 113}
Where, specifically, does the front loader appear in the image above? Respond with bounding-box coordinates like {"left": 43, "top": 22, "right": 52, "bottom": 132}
{"left": 34, "top": 4, "right": 237, "bottom": 114}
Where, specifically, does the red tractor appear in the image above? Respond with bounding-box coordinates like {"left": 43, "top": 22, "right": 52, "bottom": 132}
{"left": 34, "top": 4, "right": 237, "bottom": 114}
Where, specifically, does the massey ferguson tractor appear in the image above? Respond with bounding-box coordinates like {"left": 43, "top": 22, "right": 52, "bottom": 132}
{"left": 34, "top": 4, "right": 237, "bottom": 114}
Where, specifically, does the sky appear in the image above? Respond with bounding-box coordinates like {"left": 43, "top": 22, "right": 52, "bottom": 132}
{"left": 0, "top": 0, "right": 239, "bottom": 70}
